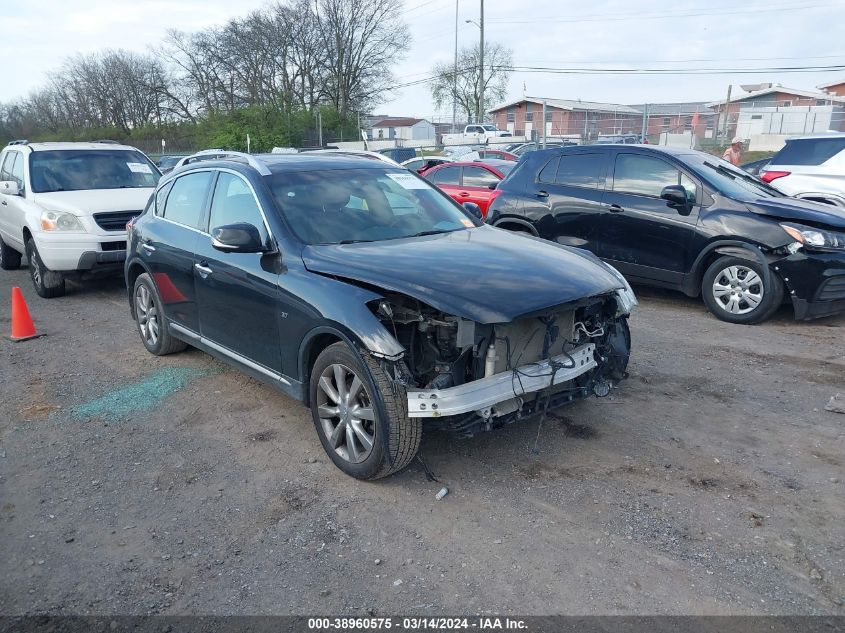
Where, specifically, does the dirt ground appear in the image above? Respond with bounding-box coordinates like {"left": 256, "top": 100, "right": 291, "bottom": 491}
{"left": 1, "top": 267, "right": 843, "bottom": 616}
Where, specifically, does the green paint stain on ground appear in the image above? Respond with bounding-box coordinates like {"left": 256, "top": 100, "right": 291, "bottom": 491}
{"left": 71, "top": 366, "right": 211, "bottom": 420}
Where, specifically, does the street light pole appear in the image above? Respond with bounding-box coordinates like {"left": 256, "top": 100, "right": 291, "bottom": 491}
{"left": 478, "top": 0, "right": 484, "bottom": 123}
{"left": 453, "top": 0, "right": 458, "bottom": 133}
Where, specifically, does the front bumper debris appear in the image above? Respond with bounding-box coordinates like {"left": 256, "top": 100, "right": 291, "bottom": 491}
{"left": 407, "top": 343, "right": 596, "bottom": 418}
{"left": 774, "top": 250, "right": 845, "bottom": 320}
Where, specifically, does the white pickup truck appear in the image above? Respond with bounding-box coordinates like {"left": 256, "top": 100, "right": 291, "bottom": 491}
{"left": 441, "top": 124, "right": 512, "bottom": 145}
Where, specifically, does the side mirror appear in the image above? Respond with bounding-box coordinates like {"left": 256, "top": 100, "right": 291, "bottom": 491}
{"left": 661, "top": 185, "right": 692, "bottom": 215}
{"left": 0, "top": 181, "right": 20, "bottom": 196}
{"left": 487, "top": 182, "right": 498, "bottom": 190}
{"left": 211, "top": 223, "right": 267, "bottom": 253}
{"left": 463, "top": 202, "right": 483, "bottom": 219}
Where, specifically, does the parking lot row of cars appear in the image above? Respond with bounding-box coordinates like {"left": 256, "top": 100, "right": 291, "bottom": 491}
{"left": 0, "top": 137, "right": 843, "bottom": 479}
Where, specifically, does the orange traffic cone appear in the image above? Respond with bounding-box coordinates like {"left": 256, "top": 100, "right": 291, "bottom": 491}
{"left": 10, "top": 287, "right": 42, "bottom": 342}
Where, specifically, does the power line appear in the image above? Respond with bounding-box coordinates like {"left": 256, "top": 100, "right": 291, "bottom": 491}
{"left": 515, "top": 54, "right": 845, "bottom": 65}
{"left": 486, "top": 1, "right": 839, "bottom": 24}
{"left": 505, "top": 64, "right": 845, "bottom": 75}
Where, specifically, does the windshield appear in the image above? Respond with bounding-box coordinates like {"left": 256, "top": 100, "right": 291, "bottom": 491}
{"left": 686, "top": 154, "right": 784, "bottom": 202}
{"left": 481, "top": 124, "right": 498, "bottom": 131}
{"left": 268, "top": 168, "right": 479, "bottom": 245}
{"left": 30, "top": 150, "right": 160, "bottom": 193}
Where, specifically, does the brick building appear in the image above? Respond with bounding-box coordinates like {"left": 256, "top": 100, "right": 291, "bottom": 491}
{"left": 487, "top": 97, "right": 641, "bottom": 141}
{"left": 819, "top": 78, "right": 845, "bottom": 97}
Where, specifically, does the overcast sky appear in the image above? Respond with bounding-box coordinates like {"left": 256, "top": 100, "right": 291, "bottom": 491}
{"left": 3, "top": 0, "right": 844, "bottom": 118}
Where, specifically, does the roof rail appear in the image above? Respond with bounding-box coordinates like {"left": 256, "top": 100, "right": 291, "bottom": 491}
{"left": 6, "top": 140, "right": 29, "bottom": 146}
{"left": 175, "top": 150, "right": 271, "bottom": 176}
{"left": 310, "top": 149, "right": 401, "bottom": 166}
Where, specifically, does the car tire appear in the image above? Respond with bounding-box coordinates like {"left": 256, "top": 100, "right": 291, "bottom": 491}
{"left": 0, "top": 236, "right": 22, "bottom": 270}
{"left": 26, "top": 238, "right": 65, "bottom": 298}
{"left": 132, "top": 272, "right": 188, "bottom": 356}
{"left": 701, "top": 256, "right": 784, "bottom": 324}
{"left": 310, "top": 342, "right": 421, "bottom": 480}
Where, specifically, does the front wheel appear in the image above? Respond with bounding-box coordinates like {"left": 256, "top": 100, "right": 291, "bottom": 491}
{"left": 701, "top": 256, "right": 783, "bottom": 324}
{"left": 310, "top": 342, "right": 421, "bottom": 480}
{"left": 26, "top": 238, "right": 65, "bottom": 298}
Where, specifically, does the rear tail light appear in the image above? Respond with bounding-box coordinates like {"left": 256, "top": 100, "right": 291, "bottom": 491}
{"left": 761, "top": 170, "right": 790, "bottom": 183}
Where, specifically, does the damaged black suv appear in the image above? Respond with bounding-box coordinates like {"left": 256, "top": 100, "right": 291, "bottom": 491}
{"left": 125, "top": 150, "right": 635, "bottom": 479}
{"left": 488, "top": 145, "right": 845, "bottom": 324}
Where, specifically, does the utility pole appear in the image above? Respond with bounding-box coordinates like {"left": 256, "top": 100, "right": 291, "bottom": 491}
{"left": 542, "top": 100, "right": 547, "bottom": 149}
{"left": 453, "top": 0, "right": 458, "bottom": 133}
{"left": 721, "top": 84, "right": 732, "bottom": 145}
{"left": 640, "top": 103, "right": 648, "bottom": 141}
{"left": 478, "top": 0, "right": 484, "bottom": 123}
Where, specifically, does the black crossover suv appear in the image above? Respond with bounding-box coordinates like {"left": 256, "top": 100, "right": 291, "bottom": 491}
{"left": 487, "top": 145, "right": 845, "bottom": 324}
{"left": 125, "top": 151, "right": 635, "bottom": 479}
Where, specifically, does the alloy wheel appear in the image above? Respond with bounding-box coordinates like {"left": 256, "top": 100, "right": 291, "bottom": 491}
{"left": 135, "top": 284, "right": 160, "bottom": 347}
{"left": 316, "top": 363, "right": 376, "bottom": 464}
{"left": 712, "top": 265, "right": 764, "bottom": 315}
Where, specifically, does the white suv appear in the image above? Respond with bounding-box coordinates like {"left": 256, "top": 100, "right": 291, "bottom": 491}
{"left": 0, "top": 141, "right": 160, "bottom": 297}
{"left": 761, "top": 133, "right": 845, "bottom": 208}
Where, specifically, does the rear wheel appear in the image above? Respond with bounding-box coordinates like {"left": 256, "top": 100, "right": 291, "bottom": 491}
{"left": 26, "top": 238, "right": 65, "bottom": 298}
{"left": 132, "top": 273, "right": 187, "bottom": 355}
{"left": 310, "top": 342, "right": 421, "bottom": 480}
{"left": 0, "top": 236, "right": 22, "bottom": 270}
{"left": 701, "top": 256, "right": 783, "bottom": 324}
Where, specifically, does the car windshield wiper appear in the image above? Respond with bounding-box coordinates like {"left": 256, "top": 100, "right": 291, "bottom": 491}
{"left": 408, "top": 229, "right": 452, "bottom": 238}
{"left": 337, "top": 238, "right": 375, "bottom": 244}
{"left": 704, "top": 161, "right": 779, "bottom": 195}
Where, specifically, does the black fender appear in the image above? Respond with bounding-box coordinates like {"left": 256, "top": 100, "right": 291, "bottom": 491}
{"left": 297, "top": 323, "right": 404, "bottom": 406}
{"left": 124, "top": 256, "right": 153, "bottom": 317}
{"left": 490, "top": 216, "right": 539, "bottom": 235}
{"left": 684, "top": 239, "right": 772, "bottom": 296}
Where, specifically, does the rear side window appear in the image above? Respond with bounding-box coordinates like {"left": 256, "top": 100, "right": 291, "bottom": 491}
{"left": 773, "top": 138, "right": 845, "bottom": 165}
{"left": 163, "top": 172, "right": 213, "bottom": 230}
{"left": 463, "top": 166, "right": 499, "bottom": 188}
{"left": 555, "top": 153, "right": 604, "bottom": 189}
{"left": 429, "top": 165, "right": 461, "bottom": 185}
{"left": 208, "top": 172, "right": 267, "bottom": 238}
{"left": 538, "top": 158, "right": 559, "bottom": 183}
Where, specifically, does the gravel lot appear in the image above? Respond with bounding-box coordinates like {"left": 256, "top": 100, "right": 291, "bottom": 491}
{"left": 1, "top": 267, "right": 844, "bottom": 616}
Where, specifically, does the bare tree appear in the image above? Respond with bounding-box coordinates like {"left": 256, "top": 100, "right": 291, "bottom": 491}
{"left": 315, "top": 0, "right": 410, "bottom": 116}
{"left": 430, "top": 43, "right": 512, "bottom": 122}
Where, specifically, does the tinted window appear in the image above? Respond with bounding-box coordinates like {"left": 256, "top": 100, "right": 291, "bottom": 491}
{"left": 268, "top": 168, "right": 476, "bottom": 245}
{"left": 538, "top": 158, "right": 559, "bottom": 183}
{"left": 209, "top": 172, "right": 266, "bottom": 237}
{"left": 429, "top": 166, "right": 461, "bottom": 185}
{"left": 613, "top": 154, "right": 684, "bottom": 198}
{"left": 404, "top": 159, "right": 424, "bottom": 171}
{"left": 773, "top": 137, "right": 845, "bottom": 166}
{"left": 555, "top": 153, "right": 604, "bottom": 189}
{"left": 163, "top": 172, "right": 213, "bottom": 229}
{"left": 29, "top": 150, "right": 159, "bottom": 193}
{"left": 154, "top": 181, "right": 173, "bottom": 216}
{"left": 463, "top": 166, "right": 499, "bottom": 188}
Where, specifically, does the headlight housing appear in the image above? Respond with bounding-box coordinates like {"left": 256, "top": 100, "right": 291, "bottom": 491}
{"left": 603, "top": 262, "right": 638, "bottom": 315}
{"left": 781, "top": 223, "right": 845, "bottom": 250}
{"left": 40, "top": 211, "right": 85, "bottom": 232}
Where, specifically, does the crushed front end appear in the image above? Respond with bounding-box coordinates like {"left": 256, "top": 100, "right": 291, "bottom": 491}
{"left": 371, "top": 288, "right": 634, "bottom": 437}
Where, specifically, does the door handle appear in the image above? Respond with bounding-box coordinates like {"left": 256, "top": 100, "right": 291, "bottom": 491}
{"left": 141, "top": 243, "right": 156, "bottom": 253}
{"left": 194, "top": 263, "right": 213, "bottom": 278}
{"left": 1, "top": 200, "right": 7, "bottom": 206}
{"left": 458, "top": 191, "right": 470, "bottom": 197}
{"left": 607, "top": 204, "right": 625, "bottom": 213}
{"left": 536, "top": 190, "right": 549, "bottom": 198}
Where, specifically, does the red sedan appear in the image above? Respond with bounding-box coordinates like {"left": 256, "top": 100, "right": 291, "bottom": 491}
{"left": 421, "top": 160, "right": 514, "bottom": 217}
{"left": 477, "top": 148, "right": 519, "bottom": 161}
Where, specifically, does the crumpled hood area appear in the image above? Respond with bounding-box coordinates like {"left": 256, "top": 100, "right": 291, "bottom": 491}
{"left": 746, "top": 197, "right": 845, "bottom": 230}
{"left": 302, "top": 226, "right": 623, "bottom": 323}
